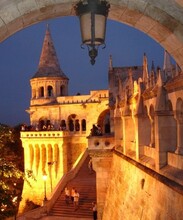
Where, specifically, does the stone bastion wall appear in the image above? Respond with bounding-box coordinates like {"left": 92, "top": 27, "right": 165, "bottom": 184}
{"left": 102, "top": 152, "right": 183, "bottom": 220}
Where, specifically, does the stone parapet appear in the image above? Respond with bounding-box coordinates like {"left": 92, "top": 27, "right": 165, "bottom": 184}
{"left": 21, "top": 130, "right": 86, "bottom": 138}
{"left": 102, "top": 151, "right": 183, "bottom": 220}
{"left": 168, "top": 152, "right": 183, "bottom": 170}
{"left": 87, "top": 134, "right": 115, "bottom": 150}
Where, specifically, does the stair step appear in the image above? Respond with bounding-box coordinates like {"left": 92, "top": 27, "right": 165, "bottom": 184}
{"left": 47, "top": 156, "right": 96, "bottom": 219}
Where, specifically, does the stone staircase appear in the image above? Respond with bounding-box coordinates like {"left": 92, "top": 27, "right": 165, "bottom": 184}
{"left": 46, "top": 156, "right": 96, "bottom": 219}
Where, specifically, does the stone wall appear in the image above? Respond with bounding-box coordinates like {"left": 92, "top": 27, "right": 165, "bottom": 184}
{"left": 62, "top": 136, "right": 87, "bottom": 172}
{"left": 102, "top": 152, "right": 183, "bottom": 220}
{"left": 19, "top": 132, "right": 87, "bottom": 213}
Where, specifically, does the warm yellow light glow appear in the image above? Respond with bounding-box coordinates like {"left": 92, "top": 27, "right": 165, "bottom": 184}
{"left": 133, "top": 81, "right": 138, "bottom": 95}
{"left": 12, "top": 196, "right": 18, "bottom": 203}
{"left": 42, "top": 174, "right": 47, "bottom": 181}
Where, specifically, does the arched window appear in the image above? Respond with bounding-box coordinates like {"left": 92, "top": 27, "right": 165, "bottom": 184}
{"left": 176, "top": 98, "right": 183, "bottom": 121}
{"left": 69, "top": 119, "right": 74, "bottom": 131}
{"left": 60, "top": 85, "right": 65, "bottom": 96}
{"left": 48, "top": 86, "right": 53, "bottom": 97}
{"left": 104, "top": 112, "right": 110, "bottom": 134}
{"left": 75, "top": 119, "right": 80, "bottom": 131}
{"left": 82, "top": 119, "right": 86, "bottom": 131}
{"left": 40, "top": 87, "right": 44, "bottom": 97}
{"left": 97, "top": 109, "right": 110, "bottom": 134}
{"left": 46, "top": 120, "right": 51, "bottom": 126}
{"left": 167, "top": 100, "right": 173, "bottom": 111}
{"left": 46, "top": 120, "right": 52, "bottom": 130}
{"left": 39, "top": 120, "right": 45, "bottom": 130}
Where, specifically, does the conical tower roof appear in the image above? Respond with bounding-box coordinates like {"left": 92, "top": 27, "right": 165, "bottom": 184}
{"left": 32, "top": 26, "right": 68, "bottom": 79}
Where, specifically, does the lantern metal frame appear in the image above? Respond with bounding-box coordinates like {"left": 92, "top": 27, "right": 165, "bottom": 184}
{"left": 75, "top": 0, "right": 110, "bottom": 65}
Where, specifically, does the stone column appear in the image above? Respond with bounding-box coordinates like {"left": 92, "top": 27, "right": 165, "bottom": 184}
{"left": 47, "top": 145, "right": 53, "bottom": 194}
{"left": 149, "top": 107, "right": 155, "bottom": 147}
{"left": 154, "top": 112, "right": 175, "bottom": 170}
{"left": 174, "top": 101, "right": 183, "bottom": 154}
{"left": 175, "top": 121, "right": 183, "bottom": 155}
{"left": 41, "top": 145, "right": 47, "bottom": 174}
{"left": 53, "top": 84, "right": 56, "bottom": 97}
{"left": 122, "top": 115, "right": 127, "bottom": 155}
{"left": 133, "top": 114, "right": 145, "bottom": 160}
{"left": 36, "top": 88, "right": 39, "bottom": 98}
{"left": 44, "top": 84, "right": 47, "bottom": 98}
{"left": 109, "top": 109, "right": 115, "bottom": 133}
{"left": 89, "top": 150, "right": 113, "bottom": 220}
{"left": 22, "top": 142, "right": 32, "bottom": 171}
{"left": 32, "top": 144, "right": 37, "bottom": 176}
{"left": 58, "top": 143, "right": 64, "bottom": 176}
{"left": 149, "top": 119, "right": 155, "bottom": 147}
{"left": 114, "top": 107, "right": 123, "bottom": 149}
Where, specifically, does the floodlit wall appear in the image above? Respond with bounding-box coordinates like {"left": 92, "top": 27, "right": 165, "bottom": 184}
{"left": 102, "top": 152, "right": 183, "bottom": 220}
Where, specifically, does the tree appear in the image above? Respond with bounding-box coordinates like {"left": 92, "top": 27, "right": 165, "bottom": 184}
{"left": 0, "top": 124, "right": 24, "bottom": 219}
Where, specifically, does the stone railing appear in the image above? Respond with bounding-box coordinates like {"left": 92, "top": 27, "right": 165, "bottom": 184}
{"left": 21, "top": 130, "right": 86, "bottom": 138}
{"left": 17, "top": 150, "right": 88, "bottom": 220}
{"left": 87, "top": 134, "right": 115, "bottom": 150}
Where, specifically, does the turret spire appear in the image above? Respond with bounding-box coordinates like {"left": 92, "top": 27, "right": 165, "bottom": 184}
{"left": 142, "top": 53, "right": 149, "bottom": 87}
{"left": 163, "top": 50, "right": 172, "bottom": 79}
{"left": 109, "top": 54, "right": 113, "bottom": 71}
{"left": 32, "top": 25, "right": 68, "bottom": 79}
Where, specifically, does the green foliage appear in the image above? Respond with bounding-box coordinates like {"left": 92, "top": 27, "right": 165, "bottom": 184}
{"left": 0, "top": 123, "right": 24, "bottom": 219}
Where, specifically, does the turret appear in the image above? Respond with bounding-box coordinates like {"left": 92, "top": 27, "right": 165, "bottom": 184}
{"left": 30, "top": 26, "right": 69, "bottom": 106}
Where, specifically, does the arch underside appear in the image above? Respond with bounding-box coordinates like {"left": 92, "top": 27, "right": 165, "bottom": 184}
{"left": 0, "top": 0, "right": 183, "bottom": 69}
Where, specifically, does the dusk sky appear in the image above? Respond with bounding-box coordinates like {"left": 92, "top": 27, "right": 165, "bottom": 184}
{"left": 0, "top": 16, "right": 168, "bottom": 126}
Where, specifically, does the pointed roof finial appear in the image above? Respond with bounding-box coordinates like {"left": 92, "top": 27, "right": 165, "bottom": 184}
{"left": 163, "top": 50, "right": 172, "bottom": 79}
{"left": 157, "top": 68, "right": 163, "bottom": 87}
{"left": 151, "top": 60, "right": 155, "bottom": 72}
{"left": 32, "top": 25, "right": 68, "bottom": 79}
{"left": 142, "top": 53, "right": 149, "bottom": 86}
{"left": 109, "top": 55, "right": 113, "bottom": 71}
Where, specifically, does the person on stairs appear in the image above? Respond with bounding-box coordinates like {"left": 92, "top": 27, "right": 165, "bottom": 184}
{"left": 92, "top": 202, "right": 97, "bottom": 220}
{"left": 71, "top": 187, "right": 75, "bottom": 204}
{"left": 65, "top": 187, "right": 70, "bottom": 205}
{"left": 73, "top": 189, "right": 80, "bottom": 211}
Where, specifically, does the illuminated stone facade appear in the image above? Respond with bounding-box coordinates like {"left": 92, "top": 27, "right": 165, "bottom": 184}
{"left": 92, "top": 52, "right": 183, "bottom": 219}
{"left": 19, "top": 27, "right": 109, "bottom": 211}
{"left": 108, "top": 52, "right": 183, "bottom": 170}
{"left": 19, "top": 27, "right": 183, "bottom": 219}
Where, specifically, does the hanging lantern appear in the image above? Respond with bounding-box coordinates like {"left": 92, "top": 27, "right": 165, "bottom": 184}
{"left": 75, "top": 0, "right": 110, "bottom": 65}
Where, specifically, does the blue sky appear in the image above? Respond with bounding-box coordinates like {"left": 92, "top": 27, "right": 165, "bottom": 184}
{"left": 0, "top": 16, "right": 166, "bottom": 126}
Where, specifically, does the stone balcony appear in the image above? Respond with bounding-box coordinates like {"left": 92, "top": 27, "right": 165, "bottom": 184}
{"left": 87, "top": 134, "right": 115, "bottom": 151}
{"left": 20, "top": 130, "right": 86, "bottom": 138}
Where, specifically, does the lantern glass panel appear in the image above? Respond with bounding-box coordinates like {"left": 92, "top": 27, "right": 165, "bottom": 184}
{"left": 95, "top": 14, "right": 106, "bottom": 44}
{"left": 80, "top": 13, "right": 106, "bottom": 46}
{"left": 80, "top": 13, "right": 91, "bottom": 45}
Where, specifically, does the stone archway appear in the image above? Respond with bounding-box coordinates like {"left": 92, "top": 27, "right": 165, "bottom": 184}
{"left": 0, "top": 0, "right": 183, "bottom": 69}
